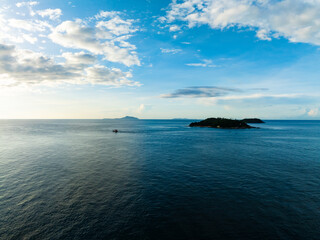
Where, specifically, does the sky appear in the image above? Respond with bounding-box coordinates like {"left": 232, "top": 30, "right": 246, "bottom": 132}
{"left": 0, "top": 0, "right": 319, "bottom": 119}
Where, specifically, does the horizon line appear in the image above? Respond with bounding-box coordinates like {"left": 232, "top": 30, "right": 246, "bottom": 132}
{"left": 0, "top": 118, "right": 319, "bottom": 121}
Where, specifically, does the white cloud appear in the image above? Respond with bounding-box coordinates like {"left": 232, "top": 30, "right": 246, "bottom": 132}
{"left": 2, "top": 7, "right": 139, "bottom": 71}
{"left": 37, "top": 8, "right": 62, "bottom": 20}
{"left": 158, "top": 16, "right": 167, "bottom": 23}
{"left": 0, "top": 7, "right": 141, "bottom": 88}
{"left": 186, "top": 59, "right": 217, "bottom": 67}
{"left": 256, "top": 29, "right": 272, "bottom": 41}
{"left": 186, "top": 63, "right": 207, "bottom": 67}
{"left": 49, "top": 19, "right": 140, "bottom": 66}
{"left": 307, "top": 107, "right": 319, "bottom": 117}
{"left": 85, "top": 65, "right": 139, "bottom": 86}
{"left": 62, "top": 51, "right": 96, "bottom": 65}
{"left": 137, "top": 103, "right": 152, "bottom": 114}
{"left": 0, "top": 14, "right": 23, "bottom": 43}
{"left": 16, "top": 1, "right": 39, "bottom": 8}
{"left": 0, "top": 13, "right": 52, "bottom": 44}
{"left": 8, "top": 19, "right": 50, "bottom": 32}
{"left": 96, "top": 16, "right": 137, "bottom": 36}
{"left": 166, "top": 0, "right": 320, "bottom": 45}
{"left": 0, "top": 44, "right": 78, "bottom": 85}
{"left": 22, "top": 33, "right": 37, "bottom": 44}
{"left": 160, "top": 48, "right": 182, "bottom": 54}
{"left": 95, "top": 11, "right": 121, "bottom": 20}
{"left": 0, "top": 43, "right": 140, "bottom": 87}
{"left": 169, "top": 25, "right": 180, "bottom": 32}
{"left": 137, "top": 104, "right": 145, "bottom": 113}
{"left": 16, "top": 1, "right": 39, "bottom": 16}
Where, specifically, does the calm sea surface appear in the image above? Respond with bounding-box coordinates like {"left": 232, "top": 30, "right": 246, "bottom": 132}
{"left": 0, "top": 120, "right": 320, "bottom": 240}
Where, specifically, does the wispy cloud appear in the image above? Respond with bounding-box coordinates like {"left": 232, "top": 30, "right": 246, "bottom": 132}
{"left": 37, "top": 8, "right": 62, "bottom": 20}
{"left": 161, "top": 86, "right": 241, "bottom": 98}
{"left": 160, "top": 48, "right": 182, "bottom": 54}
{"left": 16, "top": 1, "right": 39, "bottom": 16}
{"left": 161, "top": 87, "right": 306, "bottom": 105}
{"left": 186, "top": 59, "right": 217, "bottom": 68}
{"left": 196, "top": 93, "right": 316, "bottom": 108}
{"left": 16, "top": 1, "right": 39, "bottom": 8}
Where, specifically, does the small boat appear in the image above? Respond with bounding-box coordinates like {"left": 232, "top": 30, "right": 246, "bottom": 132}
{"left": 112, "top": 129, "right": 118, "bottom": 133}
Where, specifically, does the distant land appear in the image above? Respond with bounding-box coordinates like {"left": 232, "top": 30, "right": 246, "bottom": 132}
{"left": 189, "top": 118, "right": 256, "bottom": 129}
{"left": 103, "top": 116, "right": 140, "bottom": 120}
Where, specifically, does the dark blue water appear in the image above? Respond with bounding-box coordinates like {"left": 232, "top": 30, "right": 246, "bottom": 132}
{"left": 0, "top": 120, "right": 320, "bottom": 240}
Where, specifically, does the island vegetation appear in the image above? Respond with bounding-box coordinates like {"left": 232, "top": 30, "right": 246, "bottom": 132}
{"left": 242, "top": 118, "right": 265, "bottom": 123}
{"left": 189, "top": 118, "right": 256, "bottom": 129}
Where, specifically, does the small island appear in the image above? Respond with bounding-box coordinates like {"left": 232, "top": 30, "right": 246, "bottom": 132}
{"left": 242, "top": 118, "right": 265, "bottom": 123}
{"left": 189, "top": 118, "right": 255, "bottom": 129}
{"left": 116, "top": 116, "right": 139, "bottom": 120}
{"left": 104, "top": 116, "right": 140, "bottom": 120}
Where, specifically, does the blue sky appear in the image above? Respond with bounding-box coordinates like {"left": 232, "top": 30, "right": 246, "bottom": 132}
{"left": 0, "top": 0, "right": 319, "bottom": 119}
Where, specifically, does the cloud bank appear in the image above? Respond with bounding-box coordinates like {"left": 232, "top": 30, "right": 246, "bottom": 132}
{"left": 0, "top": 5, "right": 141, "bottom": 87}
{"left": 0, "top": 43, "right": 139, "bottom": 86}
{"left": 49, "top": 13, "right": 140, "bottom": 67}
{"left": 166, "top": 0, "right": 320, "bottom": 45}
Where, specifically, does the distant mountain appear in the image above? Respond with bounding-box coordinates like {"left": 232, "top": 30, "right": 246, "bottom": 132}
{"left": 116, "top": 116, "right": 140, "bottom": 120}
{"left": 103, "top": 116, "right": 140, "bottom": 120}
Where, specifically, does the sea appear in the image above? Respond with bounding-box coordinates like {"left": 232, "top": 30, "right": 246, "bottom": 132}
{"left": 0, "top": 119, "right": 319, "bottom": 240}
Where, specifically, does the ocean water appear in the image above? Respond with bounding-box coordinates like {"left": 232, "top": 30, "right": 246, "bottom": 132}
{"left": 0, "top": 119, "right": 320, "bottom": 240}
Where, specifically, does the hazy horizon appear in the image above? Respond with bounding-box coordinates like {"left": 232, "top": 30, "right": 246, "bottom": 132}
{"left": 1, "top": 118, "right": 320, "bottom": 120}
